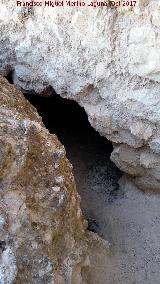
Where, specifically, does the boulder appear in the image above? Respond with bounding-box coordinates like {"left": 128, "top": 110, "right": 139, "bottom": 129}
{"left": 0, "top": 76, "right": 97, "bottom": 283}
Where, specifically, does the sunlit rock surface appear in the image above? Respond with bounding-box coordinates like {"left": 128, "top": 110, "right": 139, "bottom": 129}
{"left": 1, "top": 0, "right": 160, "bottom": 190}
{"left": 0, "top": 76, "right": 106, "bottom": 283}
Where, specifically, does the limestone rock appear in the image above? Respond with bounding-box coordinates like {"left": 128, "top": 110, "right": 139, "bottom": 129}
{"left": 0, "top": 76, "right": 94, "bottom": 283}
{"left": 1, "top": 0, "right": 160, "bottom": 190}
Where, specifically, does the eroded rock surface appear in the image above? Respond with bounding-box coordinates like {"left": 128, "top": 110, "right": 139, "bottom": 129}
{"left": 0, "top": 76, "right": 103, "bottom": 283}
{"left": 1, "top": 0, "right": 160, "bottom": 190}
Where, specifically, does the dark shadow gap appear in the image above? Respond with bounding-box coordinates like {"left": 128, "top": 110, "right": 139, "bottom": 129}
{"left": 25, "top": 92, "right": 122, "bottom": 238}
{"left": 5, "top": 71, "right": 14, "bottom": 84}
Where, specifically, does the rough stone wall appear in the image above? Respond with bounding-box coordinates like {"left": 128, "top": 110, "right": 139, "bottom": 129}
{"left": 0, "top": 76, "right": 93, "bottom": 283}
{"left": 1, "top": 0, "right": 160, "bottom": 190}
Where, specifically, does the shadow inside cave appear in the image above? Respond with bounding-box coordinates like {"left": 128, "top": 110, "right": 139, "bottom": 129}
{"left": 25, "top": 92, "right": 122, "bottom": 238}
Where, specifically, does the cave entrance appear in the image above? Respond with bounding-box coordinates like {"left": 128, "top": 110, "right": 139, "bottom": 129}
{"left": 25, "top": 92, "right": 122, "bottom": 238}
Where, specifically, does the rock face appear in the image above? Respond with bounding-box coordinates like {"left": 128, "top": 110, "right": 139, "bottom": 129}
{"left": 0, "top": 76, "right": 93, "bottom": 283}
{"left": 1, "top": 0, "right": 160, "bottom": 190}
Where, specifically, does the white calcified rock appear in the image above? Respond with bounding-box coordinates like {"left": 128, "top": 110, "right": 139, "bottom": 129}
{"left": 1, "top": 0, "right": 160, "bottom": 190}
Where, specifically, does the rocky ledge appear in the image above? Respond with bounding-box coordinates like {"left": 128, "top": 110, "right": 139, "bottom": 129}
{"left": 1, "top": 0, "right": 160, "bottom": 190}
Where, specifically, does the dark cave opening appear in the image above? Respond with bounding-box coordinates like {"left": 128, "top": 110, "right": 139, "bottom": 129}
{"left": 25, "top": 92, "right": 122, "bottom": 237}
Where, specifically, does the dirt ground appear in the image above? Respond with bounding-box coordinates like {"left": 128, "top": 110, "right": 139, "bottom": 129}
{"left": 66, "top": 135, "right": 160, "bottom": 284}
